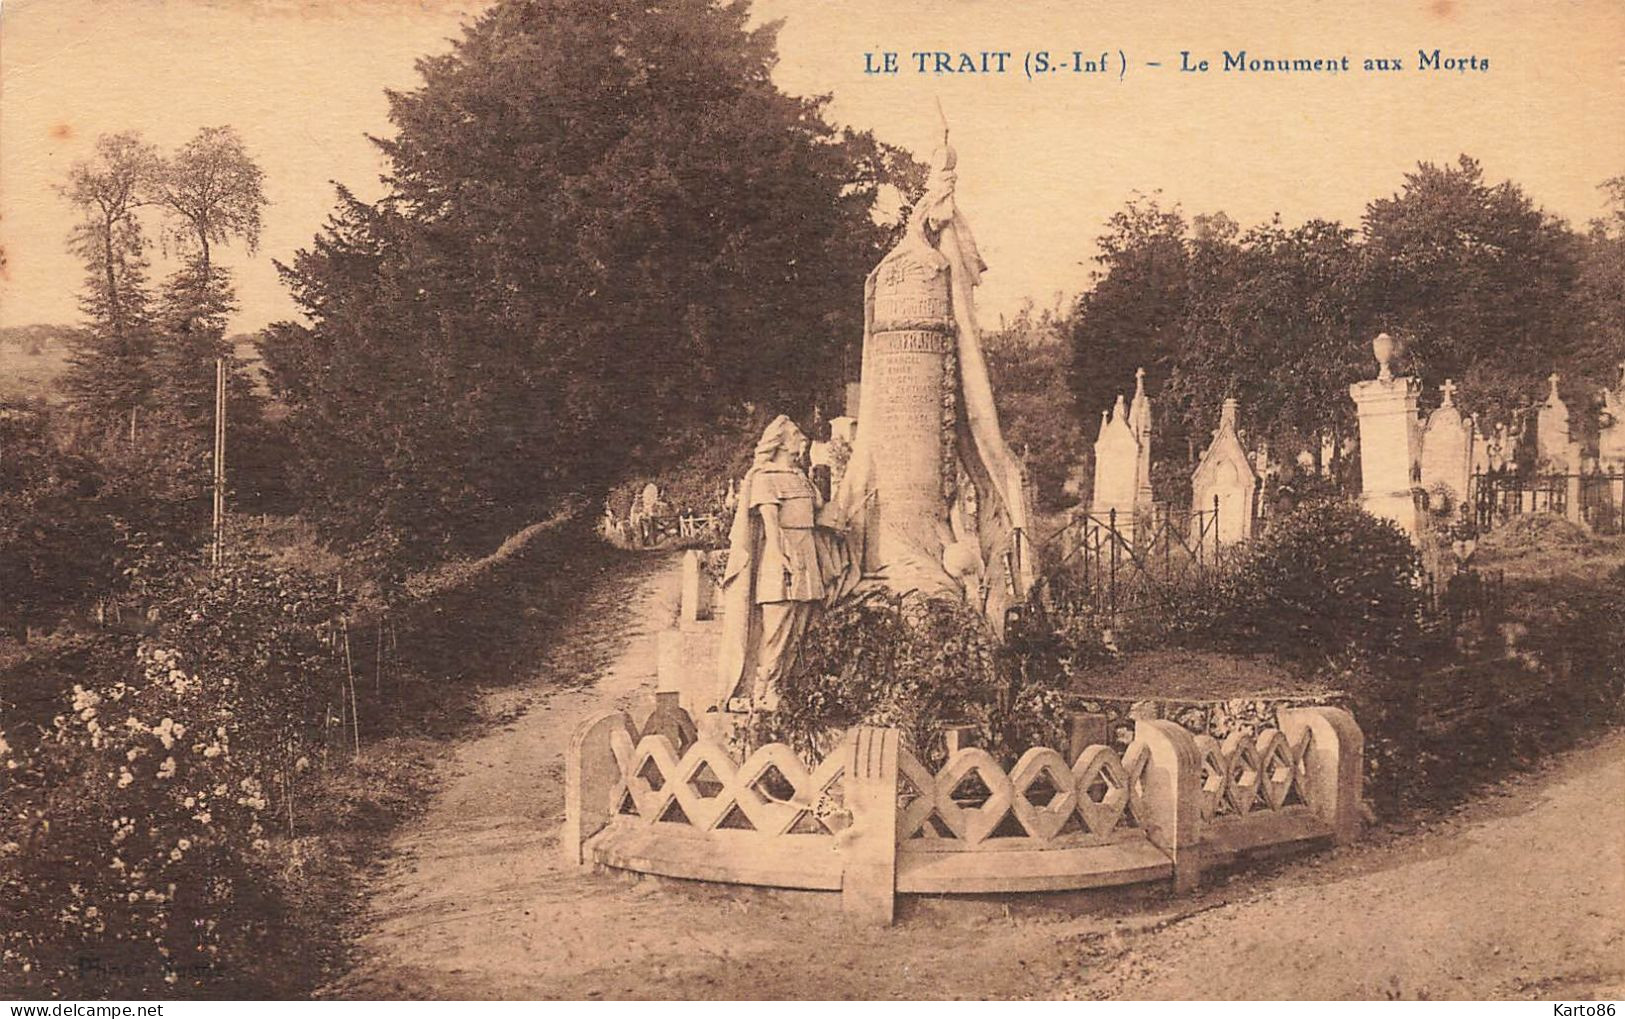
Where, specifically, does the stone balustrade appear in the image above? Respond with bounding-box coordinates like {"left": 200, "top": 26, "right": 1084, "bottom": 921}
{"left": 565, "top": 698, "right": 1363, "bottom": 924}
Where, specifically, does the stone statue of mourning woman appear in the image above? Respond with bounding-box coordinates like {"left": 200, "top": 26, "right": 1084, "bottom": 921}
{"left": 716, "top": 416, "right": 853, "bottom": 712}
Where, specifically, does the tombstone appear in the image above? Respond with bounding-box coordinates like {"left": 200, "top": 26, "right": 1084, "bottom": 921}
{"left": 826, "top": 417, "right": 856, "bottom": 492}
{"left": 1252, "top": 440, "right": 1274, "bottom": 481}
{"left": 1536, "top": 372, "right": 1571, "bottom": 472}
{"left": 808, "top": 437, "right": 832, "bottom": 470}
{"left": 1088, "top": 369, "right": 1154, "bottom": 540}
{"left": 1061, "top": 461, "right": 1088, "bottom": 501}
{"left": 1600, "top": 363, "right": 1625, "bottom": 472}
{"left": 1419, "top": 379, "right": 1474, "bottom": 515}
{"left": 1127, "top": 367, "right": 1154, "bottom": 518}
{"left": 1190, "top": 398, "right": 1259, "bottom": 544}
{"left": 1348, "top": 333, "right": 1422, "bottom": 540}
{"left": 679, "top": 549, "right": 714, "bottom": 624}
{"left": 1601, "top": 366, "right": 1625, "bottom": 526}
{"left": 1489, "top": 422, "right": 1516, "bottom": 472}
{"left": 1090, "top": 395, "right": 1141, "bottom": 540}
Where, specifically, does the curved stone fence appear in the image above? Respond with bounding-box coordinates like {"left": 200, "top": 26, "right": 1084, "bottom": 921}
{"left": 565, "top": 697, "right": 1363, "bottom": 924}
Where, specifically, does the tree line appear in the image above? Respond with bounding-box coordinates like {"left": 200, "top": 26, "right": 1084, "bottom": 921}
{"left": 1, "top": 127, "right": 274, "bottom": 637}
{"left": 1065, "top": 159, "right": 1625, "bottom": 493}
{"left": 9, "top": 0, "right": 1625, "bottom": 629}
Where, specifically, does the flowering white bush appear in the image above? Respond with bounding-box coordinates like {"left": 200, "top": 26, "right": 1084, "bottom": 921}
{"left": 2, "top": 548, "right": 351, "bottom": 996}
{"left": 0, "top": 645, "right": 281, "bottom": 995}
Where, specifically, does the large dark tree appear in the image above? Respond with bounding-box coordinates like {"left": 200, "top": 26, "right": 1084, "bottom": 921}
{"left": 984, "top": 299, "right": 1088, "bottom": 512}
{"left": 1167, "top": 216, "right": 1371, "bottom": 463}
{"left": 1363, "top": 155, "right": 1583, "bottom": 424}
{"left": 266, "top": 0, "right": 918, "bottom": 564}
{"left": 1574, "top": 176, "right": 1625, "bottom": 390}
{"left": 147, "top": 127, "right": 268, "bottom": 441}
{"left": 1067, "top": 194, "right": 1190, "bottom": 441}
{"left": 58, "top": 133, "right": 161, "bottom": 431}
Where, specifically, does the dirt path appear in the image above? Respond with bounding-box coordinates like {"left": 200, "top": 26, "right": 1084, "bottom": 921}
{"left": 326, "top": 553, "right": 1625, "bottom": 1000}
{"left": 1063, "top": 731, "right": 1625, "bottom": 1000}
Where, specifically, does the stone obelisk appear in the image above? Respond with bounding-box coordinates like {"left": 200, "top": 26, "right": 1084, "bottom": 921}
{"left": 864, "top": 235, "right": 955, "bottom": 577}
{"left": 832, "top": 123, "right": 1035, "bottom": 630}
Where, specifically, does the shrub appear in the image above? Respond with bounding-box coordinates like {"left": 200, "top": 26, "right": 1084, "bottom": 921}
{"left": 153, "top": 544, "right": 352, "bottom": 788}
{"left": 1, "top": 648, "right": 281, "bottom": 996}
{"left": 1227, "top": 500, "right": 1428, "bottom": 666}
{"left": 753, "top": 591, "right": 1070, "bottom": 768}
{"left": 0, "top": 538, "right": 351, "bottom": 995}
{"left": 0, "top": 400, "right": 210, "bottom": 639}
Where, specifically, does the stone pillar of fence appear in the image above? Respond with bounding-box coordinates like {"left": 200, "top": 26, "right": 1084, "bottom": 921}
{"left": 1132, "top": 719, "right": 1205, "bottom": 892}
{"left": 841, "top": 726, "right": 901, "bottom": 924}
{"left": 1348, "top": 334, "right": 1422, "bottom": 541}
{"left": 1277, "top": 706, "right": 1365, "bottom": 845}
{"left": 563, "top": 709, "right": 634, "bottom": 867}
{"left": 679, "top": 549, "right": 713, "bottom": 623}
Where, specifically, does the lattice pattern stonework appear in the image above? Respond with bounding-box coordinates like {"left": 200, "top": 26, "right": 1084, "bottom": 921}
{"left": 897, "top": 742, "right": 1151, "bottom": 847}
{"left": 604, "top": 725, "right": 1315, "bottom": 851}
{"left": 1194, "top": 729, "right": 1313, "bottom": 822}
{"left": 610, "top": 729, "right": 852, "bottom": 837}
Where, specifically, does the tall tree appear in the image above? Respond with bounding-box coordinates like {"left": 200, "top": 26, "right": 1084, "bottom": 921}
{"left": 1168, "top": 216, "right": 1371, "bottom": 463}
{"left": 985, "top": 299, "right": 1089, "bottom": 512}
{"left": 1362, "top": 155, "right": 1582, "bottom": 424}
{"left": 146, "top": 127, "right": 268, "bottom": 437}
{"left": 58, "top": 132, "right": 161, "bottom": 428}
{"left": 1574, "top": 176, "right": 1625, "bottom": 389}
{"left": 267, "top": 0, "right": 917, "bottom": 564}
{"left": 1068, "top": 193, "right": 1190, "bottom": 450}
{"left": 149, "top": 126, "right": 268, "bottom": 283}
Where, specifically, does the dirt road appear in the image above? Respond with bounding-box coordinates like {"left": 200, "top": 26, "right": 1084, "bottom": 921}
{"left": 324, "top": 553, "right": 1625, "bottom": 1000}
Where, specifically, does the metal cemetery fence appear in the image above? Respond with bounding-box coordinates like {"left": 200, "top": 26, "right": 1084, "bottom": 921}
{"left": 1033, "top": 499, "right": 1231, "bottom": 618}
{"left": 1423, "top": 567, "right": 1508, "bottom": 627}
{"left": 1468, "top": 471, "right": 1625, "bottom": 535}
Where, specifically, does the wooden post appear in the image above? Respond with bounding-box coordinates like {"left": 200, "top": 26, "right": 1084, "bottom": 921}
{"left": 841, "top": 726, "right": 900, "bottom": 925}
{"left": 1108, "top": 508, "right": 1118, "bottom": 614}
{"left": 343, "top": 619, "right": 359, "bottom": 760}
{"left": 211, "top": 357, "right": 226, "bottom": 566}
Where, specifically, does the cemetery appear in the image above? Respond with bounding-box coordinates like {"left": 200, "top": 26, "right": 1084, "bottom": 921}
{"left": 564, "top": 131, "right": 1625, "bottom": 924}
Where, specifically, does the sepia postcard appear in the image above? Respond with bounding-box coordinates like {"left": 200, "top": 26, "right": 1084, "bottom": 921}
{"left": 2, "top": 0, "right": 1623, "bottom": 1006}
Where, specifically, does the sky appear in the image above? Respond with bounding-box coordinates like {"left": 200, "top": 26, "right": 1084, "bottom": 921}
{"left": 2, "top": 0, "right": 1622, "bottom": 334}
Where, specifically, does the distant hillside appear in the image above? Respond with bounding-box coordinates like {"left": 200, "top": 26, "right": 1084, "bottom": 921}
{"left": 0, "top": 324, "right": 82, "bottom": 403}
{"left": 0, "top": 325, "right": 272, "bottom": 404}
